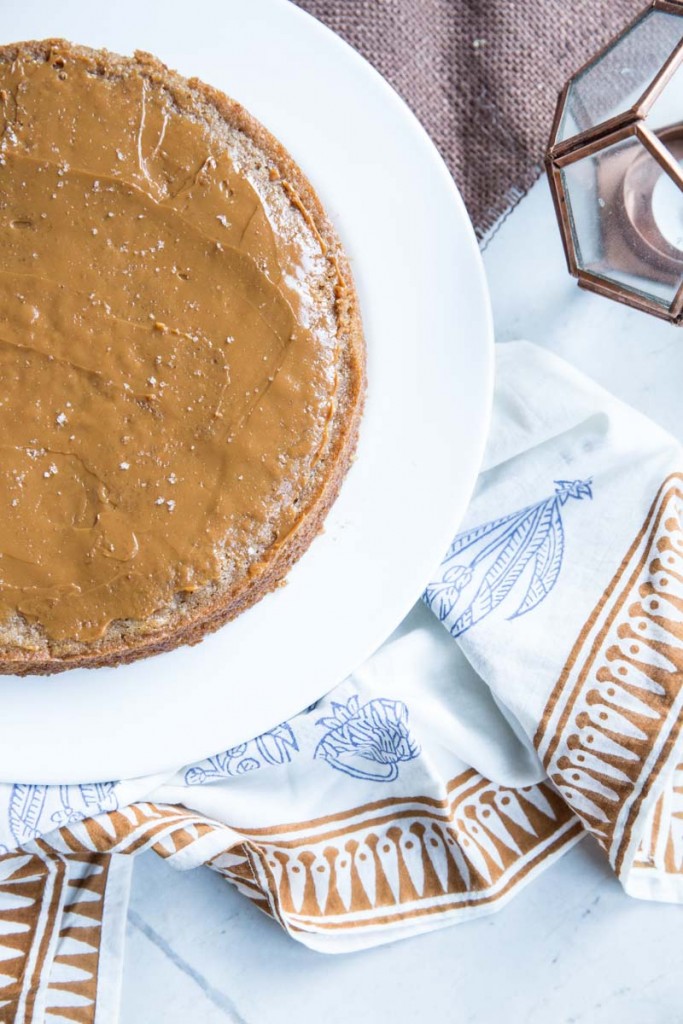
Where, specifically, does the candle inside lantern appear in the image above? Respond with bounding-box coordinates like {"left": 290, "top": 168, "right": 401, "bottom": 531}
{"left": 652, "top": 162, "right": 683, "bottom": 253}
{"left": 618, "top": 125, "right": 683, "bottom": 280}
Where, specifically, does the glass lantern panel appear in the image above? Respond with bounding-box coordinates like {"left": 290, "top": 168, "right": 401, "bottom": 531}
{"left": 561, "top": 134, "right": 683, "bottom": 308}
{"left": 643, "top": 56, "right": 683, "bottom": 133}
{"left": 643, "top": 57, "right": 683, "bottom": 245}
{"left": 557, "top": 9, "right": 683, "bottom": 142}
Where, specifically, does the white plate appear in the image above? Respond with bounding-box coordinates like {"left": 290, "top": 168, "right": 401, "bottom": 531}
{"left": 0, "top": 0, "right": 493, "bottom": 783}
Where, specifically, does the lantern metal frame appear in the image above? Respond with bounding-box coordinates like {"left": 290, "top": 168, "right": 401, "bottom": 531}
{"left": 546, "top": 0, "right": 683, "bottom": 324}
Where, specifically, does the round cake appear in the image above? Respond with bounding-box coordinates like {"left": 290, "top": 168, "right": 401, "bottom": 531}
{"left": 0, "top": 39, "right": 365, "bottom": 674}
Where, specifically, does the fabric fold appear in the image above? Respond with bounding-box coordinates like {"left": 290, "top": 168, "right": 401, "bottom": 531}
{"left": 427, "top": 341, "right": 683, "bottom": 902}
{"left": 2, "top": 340, "right": 682, "bottom": 1020}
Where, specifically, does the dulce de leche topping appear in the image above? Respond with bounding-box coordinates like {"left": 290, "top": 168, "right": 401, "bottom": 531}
{"left": 0, "top": 45, "right": 338, "bottom": 643}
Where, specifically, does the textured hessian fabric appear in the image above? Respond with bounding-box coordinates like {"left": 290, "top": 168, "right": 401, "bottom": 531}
{"left": 294, "top": 0, "right": 645, "bottom": 237}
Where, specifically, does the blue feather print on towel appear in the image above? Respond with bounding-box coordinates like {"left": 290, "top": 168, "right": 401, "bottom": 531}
{"left": 9, "top": 785, "right": 47, "bottom": 846}
{"left": 424, "top": 479, "right": 592, "bottom": 637}
{"left": 8, "top": 781, "right": 119, "bottom": 846}
{"left": 314, "top": 696, "right": 420, "bottom": 782}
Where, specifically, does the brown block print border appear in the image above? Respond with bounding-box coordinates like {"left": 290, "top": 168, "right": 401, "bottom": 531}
{"left": 229, "top": 771, "right": 581, "bottom": 930}
{"left": 0, "top": 846, "right": 111, "bottom": 1024}
{"left": 37, "top": 773, "right": 581, "bottom": 938}
{"left": 536, "top": 474, "right": 683, "bottom": 877}
{"left": 633, "top": 762, "right": 683, "bottom": 879}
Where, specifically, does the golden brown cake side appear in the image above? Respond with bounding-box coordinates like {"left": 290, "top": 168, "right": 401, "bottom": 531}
{"left": 0, "top": 39, "right": 365, "bottom": 674}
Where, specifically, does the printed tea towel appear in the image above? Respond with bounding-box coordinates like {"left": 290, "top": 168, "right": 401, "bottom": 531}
{"left": 2, "top": 340, "right": 683, "bottom": 1023}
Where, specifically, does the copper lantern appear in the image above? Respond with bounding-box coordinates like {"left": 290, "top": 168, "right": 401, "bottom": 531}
{"left": 547, "top": 1, "right": 683, "bottom": 323}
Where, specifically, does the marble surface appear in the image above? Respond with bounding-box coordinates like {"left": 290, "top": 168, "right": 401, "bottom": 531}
{"left": 121, "top": 174, "right": 683, "bottom": 1022}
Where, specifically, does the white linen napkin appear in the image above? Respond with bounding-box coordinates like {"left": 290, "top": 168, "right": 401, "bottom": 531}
{"left": 2, "top": 341, "right": 682, "bottom": 1021}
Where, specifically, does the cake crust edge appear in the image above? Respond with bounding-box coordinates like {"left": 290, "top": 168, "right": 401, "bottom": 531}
{"left": 0, "top": 39, "right": 366, "bottom": 675}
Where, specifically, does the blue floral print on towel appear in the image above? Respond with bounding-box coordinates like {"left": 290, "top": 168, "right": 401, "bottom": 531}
{"left": 184, "top": 723, "right": 299, "bottom": 785}
{"left": 424, "top": 479, "right": 592, "bottom": 637}
{"left": 314, "top": 696, "right": 420, "bottom": 782}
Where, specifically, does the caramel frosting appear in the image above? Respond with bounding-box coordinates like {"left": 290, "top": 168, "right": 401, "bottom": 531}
{"left": 0, "top": 45, "right": 338, "bottom": 643}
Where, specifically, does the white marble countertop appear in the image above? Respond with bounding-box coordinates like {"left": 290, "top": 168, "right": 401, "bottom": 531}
{"left": 121, "top": 175, "right": 683, "bottom": 1023}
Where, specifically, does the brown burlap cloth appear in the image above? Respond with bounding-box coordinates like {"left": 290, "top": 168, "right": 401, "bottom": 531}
{"left": 295, "top": 0, "right": 644, "bottom": 239}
